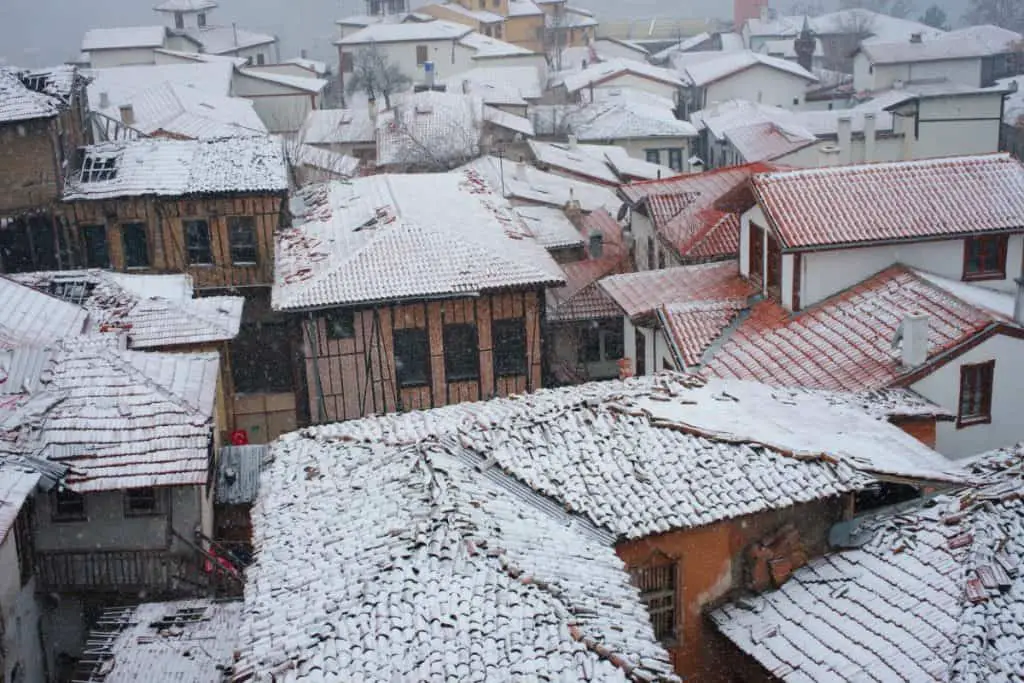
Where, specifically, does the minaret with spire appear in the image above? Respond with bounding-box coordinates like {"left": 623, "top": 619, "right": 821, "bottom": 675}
{"left": 794, "top": 16, "right": 816, "bottom": 73}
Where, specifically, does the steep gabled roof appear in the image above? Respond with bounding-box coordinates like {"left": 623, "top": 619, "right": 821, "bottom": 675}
{"left": 0, "top": 68, "right": 65, "bottom": 124}
{"left": 561, "top": 59, "right": 684, "bottom": 94}
{"left": 676, "top": 50, "right": 817, "bottom": 87}
{"left": 546, "top": 210, "right": 630, "bottom": 322}
{"left": 273, "top": 171, "right": 565, "bottom": 311}
{"left": 0, "top": 277, "right": 88, "bottom": 351}
{"left": 752, "top": 154, "right": 1024, "bottom": 250}
{"left": 713, "top": 445, "right": 1024, "bottom": 681}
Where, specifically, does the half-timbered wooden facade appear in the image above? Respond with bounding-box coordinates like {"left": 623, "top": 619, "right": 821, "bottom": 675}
{"left": 275, "top": 171, "right": 564, "bottom": 423}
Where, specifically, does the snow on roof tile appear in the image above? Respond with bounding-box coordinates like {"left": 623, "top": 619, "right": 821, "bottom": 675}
{"left": 861, "top": 26, "right": 1021, "bottom": 65}
{"left": 460, "top": 31, "right": 535, "bottom": 57}
{"left": 753, "top": 154, "right": 1024, "bottom": 250}
{"left": 441, "top": 66, "right": 542, "bottom": 106}
{"left": 0, "top": 68, "right": 65, "bottom": 124}
{"left": 597, "top": 144, "right": 677, "bottom": 181}
{"left": 507, "top": 0, "right": 543, "bottom": 17}
{"left": 434, "top": 2, "right": 504, "bottom": 23}
{"left": 747, "top": 10, "right": 942, "bottom": 43}
{"left": 482, "top": 104, "right": 534, "bottom": 136}
{"left": 82, "top": 26, "right": 169, "bottom": 52}
{"left": 11, "top": 271, "right": 243, "bottom": 349}
{"left": 154, "top": 0, "right": 218, "bottom": 11}
{"left": 78, "top": 599, "right": 240, "bottom": 683}
{"left": 600, "top": 260, "right": 754, "bottom": 320}
{"left": 713, "top": 444, "right": 1024, "bottom": 681}
{"left": 704, "top": 266, "right": 1010, "bottom": 393}
{"left": 289, "top": 144, "right": 360, "bottom": 178}
{"left": 660, "top": 300, "right": 748, "bottom": 367}
{"left": 562, "top": 59, "right": 684, "bottom": 94}
{"left": 336, "top": 19, "right": 471, "bottom": 45}
{"left": 376, "top": 91, "right": 485, "bottom": 168}
{"left": 237, "top": 426, "right": 681, "bottom": 682}
{"left": 0, "top": 277, "right": 88, "bottom": 351}
{"left": 691, "top": 99, "right": 894, "bottom": 141}
{"left": 0, "top": 464, "right": 40, "bottom": 540}
{"left": 85, "top": 62, "right": 234, "bottom": 111}
{"left": 725, "top": 121, "right": 817, "bottom": 163}
{"left": 183, "top": 25, "right": 275, "bottom": 54}
{"left": 273, "top": 171, "right": 564, "bottom": 311}
{"left": 63, "top": 136, "right": 288, "bottom": 200}
{"left": 216, "top": 444, "right": 268, "bottom": 505}
{"left": 529, "top": 139, "right": 619, "bottom": 185}
{"left": 514, "top": 205, "right": 585, "bottom": 250}
{"left": 677, "top": 51, "right": 817, "bottom": 87}
{"left": 300, "top": 108, "right": 375, "bottom": 145}
{"left": 546, "top": 210, "right": 630, "bottom": 322}
{"left": 563, "top": 101, "right": 698, "bottom": 142}
{"left": 236, "top": 68, "right": 327, "bottom": 93}
{"left": 463, "top": 155, "right": 623, "bottom": 213}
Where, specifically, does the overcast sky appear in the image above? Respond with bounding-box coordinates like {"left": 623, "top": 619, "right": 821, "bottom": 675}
{"left": 0, "top": 0, "right": 966, "bottom": 68}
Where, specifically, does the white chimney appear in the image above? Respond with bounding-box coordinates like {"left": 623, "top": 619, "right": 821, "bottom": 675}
{"left": 514, "top": 159, "right": 527, "bottom": 180}
{"left": 837, "top": 115, "right": 852, "bottom": 165}
{"left": 1015, "top": 277, "right": 1024, "bottom": 325}
{"left": 896, "top": 313, "right": 929, "bottom": 367}
{"left": 567, "top": 134, "right": 577, "bottom": 149}
{"left": 863, "top": 112, "right": 877, "bottom": 163}
{"left": 818, "top": 144, "right": 841, "bottom": 167}
{"left": 119, "top": 104, "right": 135, "bottom": 126}
{"left": 760, "top": 5, "right": 770, "bottom": 22}
{"left": 99, "top": 91, "right": 110, "bottom": 109}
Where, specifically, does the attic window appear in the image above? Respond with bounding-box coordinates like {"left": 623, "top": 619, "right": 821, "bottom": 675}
{"left": 80, "top": 154, "right": 118, "bottom": 183}
{"left": 21, "top": 74, "right": 48, "bottom": 94}
{"left": 48, "top": 279, "right": 96, "bottom": 303}
{"left": 629, "top": 563, "right": 677, "bottom": 642}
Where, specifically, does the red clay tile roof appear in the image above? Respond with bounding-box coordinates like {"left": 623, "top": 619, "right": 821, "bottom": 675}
{"left": 547, "top": 209, "right": 631, "bottom": 322}
{"left": 676, "top": 211, "right": 741, "bottom": 262}
{"left": 704, "top": 266, "right": 1004, "bottom": 391}
{"left": 599, "top": 260, "right": 753, "bottom": 319}
{"left": 659, "top": 300, "right": 747, "bottom": 367}
{"left": 753, "top": 154, "right": 1024, "bottom": 250}
{"left": 644, "top": 192, "right": 699, "bottom": 227}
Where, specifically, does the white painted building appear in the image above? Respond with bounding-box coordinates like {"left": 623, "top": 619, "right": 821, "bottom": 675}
{"left": 81, "top": 26, "right": 202, "bottom": 68}
{"left": 672, "top": 50, "right": 818, "bottom": 113}
{"left": 231, "top": 68, "right": 327, "bottom": 134}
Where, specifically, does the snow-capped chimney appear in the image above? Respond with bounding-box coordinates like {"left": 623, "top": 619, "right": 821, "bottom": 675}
{"left": 514, "top": 159, "right": 527, "bottom": 180}
{"left": 568, "top": 134, "right": 577, "bottom": 149}
{"left": 759, "top": 4, "right": 770, "bottom": 22}
{"left": 897, "top": 313, "right": 929, "bottom": 367}
{"left": 119, "top": 104, "right": 135, "bottom": 126}
{"left": 1015, "top": 277, "right": 1024, "bottom": 325}
{"left": 818, "top": 144, "right": 840, "bottom": 167}
{"left": 863, "top": 112, "right": 877, "bottom": 163}
{"left": 588, "top": 229, "right": 603, "bottom": 259}
{"left": 99, "top": 91, "right": 110, "bottom": 109}
{"left": 837, "top": 115, "right": 852, "bottom": 165}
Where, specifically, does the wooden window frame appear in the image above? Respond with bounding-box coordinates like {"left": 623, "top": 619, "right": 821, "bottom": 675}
{"left": 443, "top": 323, "right": 480, "bottom": 382}
{"left": 51, "top": 488, "right": 86, "bottom": 523}
{"left": 124, "top": 487, "right": 163, "bottom": 517}
{"left": 629, "top": 563, "right": 677, "bottom": 643}
{"left": 183, "top": 219, "right": 213, "bottom": 266}
{"left": 962, "top": 235, "right": 1008, "bottom": 282}
{"left": 121, "top": 222, "right": 150, "bottom": 269}
{"left": 957, "top": 360, "right": 995, "bottom": 428}
{"left": 81, "top": 224, "right": 110, "bottom": 269}
{"left": 393, "top": 327, "right": 429, "bottom": 388}
{"left": 227, "top": 216, "right": 259, "bottom": 266}
{"left": 325, "top": 309, "right": 355, "bottom": 339}
{"left": 416, "top": 45, "right": 429, "bottom": 65}
{"left": 493, "top": 318, "right": 526, "bottom": 377}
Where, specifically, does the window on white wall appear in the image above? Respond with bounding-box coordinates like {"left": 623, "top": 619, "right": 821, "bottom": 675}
{"left": 958, "top": 360, "right": 994, "bottom": 428}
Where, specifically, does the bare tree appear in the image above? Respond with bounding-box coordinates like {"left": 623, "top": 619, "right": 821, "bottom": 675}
{"left": 918, "top": 4, "right": 949, "bottom": 29}
{"left": 345, "top": 43, "right": 411, "bottom": 110}
{"left": 377, "top": 97, "right": 483, "bottom": 171}
{"left": 963, "top": 0, "right": 1024, "bottom": 34}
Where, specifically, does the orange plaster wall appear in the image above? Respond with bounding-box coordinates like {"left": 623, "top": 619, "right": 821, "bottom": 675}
{"left": 616, "top": 496, "right": 848, "bottom": 681}
{"left": 890, "top": 416, "right": 938, "bottom": 449}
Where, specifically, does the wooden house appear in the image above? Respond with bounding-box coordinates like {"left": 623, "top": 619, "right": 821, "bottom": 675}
{"left": 273, "top": 170, "right": 565, "bottom": 423}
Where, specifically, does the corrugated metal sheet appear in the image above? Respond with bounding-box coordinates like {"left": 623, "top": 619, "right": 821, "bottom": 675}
{"left": 216, "top": 445, "right": 268, "bottom": 505}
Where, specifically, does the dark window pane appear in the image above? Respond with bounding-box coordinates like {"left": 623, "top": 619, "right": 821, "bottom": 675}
{"left": 229, "top": 216, "right": 258, "bottom": 265}
{"left": 645, "top": 149, "right": 661, "bottom": 164}
{"left": 417, "top": 45, "right": 428, "bottom": 64}
{"left": 174, "top": 11, "right": 184, "bottom": 28}
{"left": 52, "top": 489, "right": 86, "bottom": 522}
{"left": 122, "top": 222, "right": 149, "bottom": 268}
{"left": 603, "top": 321, "right": 624, "bottom": 359}
{"left": 493, "top": 318, "right": 526, "bottom": 377}
{"left": 630, "top": 564, "right": 676, "bottom": 641}
{"left": 668, "top": 149, "right": 682, "bottom": 171}
{"left": 582, "top": 325, "right": 601, "bottom": 363}
{"left": 444, "top": 324, "right": 479, "bottom": 382}
{"left": 124, "top": 487, "right": 161, "bottom": 517}
{"left": 325, "top": 309, "right": 355, "bottom": 339}
{"left": 394, "top": 328, "right": 429, "bottom": 387}
{"left": 184, "top": 219, "right": 213, "bottom": 265}
{"left": 81, "top": 225, "right": 109, "bottom": 268}
{"left": 964, "top": 235, "right": 1007, "bottom": 279}
{"left": 232, "top": 322, "right": 294, "bottom": 393}
{"left": 959, "top": 361, "right": 994, "bottom": 424}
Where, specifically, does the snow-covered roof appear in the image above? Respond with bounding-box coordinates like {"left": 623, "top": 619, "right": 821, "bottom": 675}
{"left": 0, "top": 277, "right": 88, "bottom": 351}
{"left": 300, "top": 108, "right": 375, "bottom": 145}
{"left": 562, "top": 59, "right": 684, "bottom": 94}
{"left": 599, "top": 144, "right": 677, "bottom": 181}
{"left": 273, "top": 171, "right": 564, "bottom": 311}
{"left": 10, "top": 271, "right": 243, "bottom": 349}
{"left": 288, "top": 144, "right": 361, "bottom": 178}
{"left": 77, "top": 599, "right": 240, "bottom": 683}
{"left": 441, "top": 66, "right": 542, "bottom": 106}
{"left": 746, "top": 10, "right": 943, "bottom": 43}
{"left": 651, "top": 32, "right": 713, "bottom": 62}
{"left": 860, "top": 28, "right": 1021, "bottom": 65}
{"left": 550, "top": 100, "right": 698, "bottom": 142}
{"left": 713, "top": 445, "right": 1024, "bottom": 681}
{"left": 433, "top": 1, "right": 503, "bottom": 23}
{"left": 376, "top": 91, "right": 484, "bottom": 168}
{"left": 236, "top": 67, "right": 327, "bottom": 93}
{"left": 336, "top": 19, "right": 471, "bottom": 45}
{"left": 0, "top": 336, "right": 219, "bottom": 492}
{"left": 507, "top": 0, "right": 543, "bottom": 16}
{"left": 760, "top": 37, "right": 823, "bottom": 59}
{"left": 64, "top": 136, "right": 288, "bottom": 200}
{"left": 547, "top": 210, "right": 630, "bottom": 322}
{"left": 482, "top": 104, "right": 534, "bottom": 136}
{"left": 692, "top": 98, "right": 894, "bottom": 140}
{"left": 753, "top": 154, "right": 1024, "bottom": 250}
{"left": 725, "top": 121, "right": 817, "bottom": 163}
{"left": 601, "top": 260, "right": 751, "bottom": 320}
{"left": 282, "top": 56, "right": 329, "bottom": 76}
{"left": 463, "top": 155, "right": 623, "bottom": 213}
{"left": 235, "top": 413, "right": 681, "bottom": 682}
{"left": 82, "top": 26, "right": 169, "bottom": 52}
{"left": 86, "top": 62, "right": 234, "bottom": 111}
{"left": 98, "top": 81, "right": 266, "bottom": 139}
{"left": 514, "top": 205, "right": 585, "bottom": 250}
{"left": 676, "top": 50, "right": 817, "bottom": 87}
{"left": 529, "top": 139, "right": 619, "bottom": 184}
{"left": 0, "top": 68, "right": 65, "bottom": 124}
{"left": 183, "top": 25, "right": 276, "bottom": 54}
{"left": 153, "top": 0, "right": 218, "bottom": 11}
{"left": 460, "top": 31, "right": 535, "bottom": 58}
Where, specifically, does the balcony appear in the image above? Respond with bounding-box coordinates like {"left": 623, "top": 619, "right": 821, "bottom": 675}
{"left": 36, "top": 549, "right": 241, "bottom": 596}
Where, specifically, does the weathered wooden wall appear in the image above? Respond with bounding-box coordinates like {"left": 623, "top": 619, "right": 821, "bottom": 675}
{"left": 303, "top": 290, "right": 545, "bottom": 423}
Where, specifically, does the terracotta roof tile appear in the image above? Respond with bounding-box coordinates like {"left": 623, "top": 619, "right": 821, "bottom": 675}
{"left": 660, "top": 300, "right": 748, "bottom": 367}
{"left": 754, "top": 154, "right": 1024, "bottom": 250}
{"left": 547, "top": 210, "right": 631, "bottom": 322}
{"left": 600, "top": 260, "right": 754, "bottom": 319}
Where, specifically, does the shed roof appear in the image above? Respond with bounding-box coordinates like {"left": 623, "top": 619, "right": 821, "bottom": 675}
{"left": 752, "top": 154, "right": 1024, "bottom": 250}
{"left": 462, "top": 155, "right": 623, "bottom": 213}
{"left": 713, "top": 444, "right": 1024, "bottom": 681}
{"left": 63, "top": 136, "right": 288, "bottom": 200}
{"left": 273, "top": 171, "right": 564, "bottom": 311}
{"left": 528, "top": 139, "right": 620, "bottom": 185}
{"left": 82, "top": 26, "right": 169, "bottom": 52}
{"left": 546, "top": 209, "right": 630, "bottom": 322}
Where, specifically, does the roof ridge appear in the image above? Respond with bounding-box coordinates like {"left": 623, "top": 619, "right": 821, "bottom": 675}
{"left": 89, "top": 343, "right": 211, "bottom": 419}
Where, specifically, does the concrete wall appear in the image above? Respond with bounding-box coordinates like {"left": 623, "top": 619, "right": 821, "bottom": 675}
{"left": 88, "top": 47, "right": 159, "bottom": 69}
{"left": 704, "top": 64, "right": 809, "bottom": 110}
{"left": 34, "top": 486, "right": 205, "bottom": 554}
{"left": 912, "top": 332, "right": 1024, "bottom": 459}
{"left": 0, "top": 533, "right": 45, "bottom": 683}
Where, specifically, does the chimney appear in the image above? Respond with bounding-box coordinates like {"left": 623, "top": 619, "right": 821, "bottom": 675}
{"left": 1015, "top": 277, "right": 1024, "bottom": 325}
{"left": 99, "top": 91, "right": 110, "bottom": 109}
{"left": 818, "top": 144, "right": 841, "bottom": 167}
{"left": 863, "top": 112, "right": 877, "bottom": 163}
{"left": 514, "top": 159, "right": 528, "bottom": 180}
{"left": 893, "top": 79, "right": 904, "bottom": 90}
{"left": 567, "top": 134, "right": 577, "bottom": 149}
{"left": 759, "top": 4, "right": 770, "bottom": 22}
{"left": 910, "top": 32, "right": 922, "bottom": 43}
{"left": 837, "top": 115, "right": 852, "bottom": 165}
{"left": 896, "top": 313, "right": 929, "bottom": 367}
{"left": 368, "top": 96, "right": 378, "bottom": 125}
{"left": 588, "top": 229, "right": 603, "bottom": 259}
{"left": 119, "top": 104, "right": 135, "bottom": 126}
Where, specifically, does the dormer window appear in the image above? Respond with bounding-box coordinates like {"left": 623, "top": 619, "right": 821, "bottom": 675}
{"left": 80, "top": 153, "right": 118, "bottom": 183}
{"left": 174, "top": 11, "right": 184, "bottom": 29}
{"left": 48, "top": 279, "right": 96, "bottom": 303}
{"left": 197, "top": 12, "right": 207, "bottom": 27}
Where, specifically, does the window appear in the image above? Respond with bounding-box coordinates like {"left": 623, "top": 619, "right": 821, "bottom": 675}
{"left": 228, "top": 216, "right": 258, "bottom": 265}
{"left": 124, "top": 487, "right": 162, "bottom": 517}
{"left": 444, "top": 323, "right": 480, "bottom": 382}
{"left": 81, "top": 224, "right": 110, "bottom": 268}
{"left": 635, "top": 327, "right": 647, "bottom": 376}
{"left": 48, "top": 279, "right": 95, "bottom": 304}
{"left": 13, "top": 502, "right": 34, "bottom": 586}
{"left": 582, "top": 320, "right": 623, "bottom": 364}
{"left": 52, "top": 488, "right": 86, "bottom": 522}
{"left": 394, "top": 328, "right": 429, "bottom": 387}
{"left": 667, "top": 148, "right": 683, "bottom": 172}
{"left": 645, "top": 149, "right": 661, "bottom": 165}
{"left": 658, "top": 250, "right": 666, "bottom": 270}
{"left": 174, "top": 11, "right": 184, "bottom": 29}
{"left": 232, "top": 322, "right": 294, "bottom": 394}
{"left": 630, "top": 564, "right": 676, "bottom": 642}
{"left": 646, "top": 237, "right": 655, "bottom": 270}
{"left": 958, "top": 360, "right": 994, "bottom": 427}
{"left": 121, "top": 222, "right": 149, "bottom": 269}
{"left": 341, "top": 51, "right": 354, "bottom": 73}
{"left": 494, "top": 24, "right": 502, "bottom": 39}
{"left": 325, "top": 309, "right": 355, "bottom": 339}
{"left": 493, "top": 318, "right": 526, "bottom": 376}
{"left": 197, "top": 11, "right": 206, "bottom": 27}
{"left": 80, "top": 153, "right": 118, "bottom": 182}
{"left": 416, "top": 45, "right": 428, "bottom": 65}
{"left": 963, "top": 235, "right": 1008, "bottom": 281}
{"left": 183, "top": 219, "right": 213, "bottom": 265}
{"left": 256, "top": 53, "right": 266, "bottom": 66}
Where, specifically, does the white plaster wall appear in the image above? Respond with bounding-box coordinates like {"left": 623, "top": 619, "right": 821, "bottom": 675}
{"left": 912, "top": 333, "right": 1024, "bottom": 459}
{"left": 852, "top": 52, "right": 874, "bottom": 92}
{"left": 88, "top": 47, "right": 158, "bottom": 68}
{"left": 579, "top": 73, "right": 679, "bottom": 105}
{"left": 781, "top": 252, "right": 795, "bottom": 309}
{"left": 340, "top": 39, "right": 474, "bottom": 87}
{"left": 739, "top": 205, "right": 769, "bottom": 277}
{"left": 705, "top": 65, "right": 809, "bottom": 110}
{"left": 800, "top": 234, "right": 1024, "bottom": 307}
{"left": 780, "top": 135, "right": 905, "bottom": 166}
{"left": 873, "top": 57, "right": 983, "bottom": 90}
{"left": 0, "top": 534, "right": 44, "bottom": 683}
{"left": 473, "top": 53, "right": 548, "bottom": 81}
{"left": 612, "top": 137, "right": 692, "bottom": 172}
{"left": 229, "top": 42, "right": 279, "bottom": 65}
{"left": 630, "top": 213, "right": 657, "bottom": 271}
